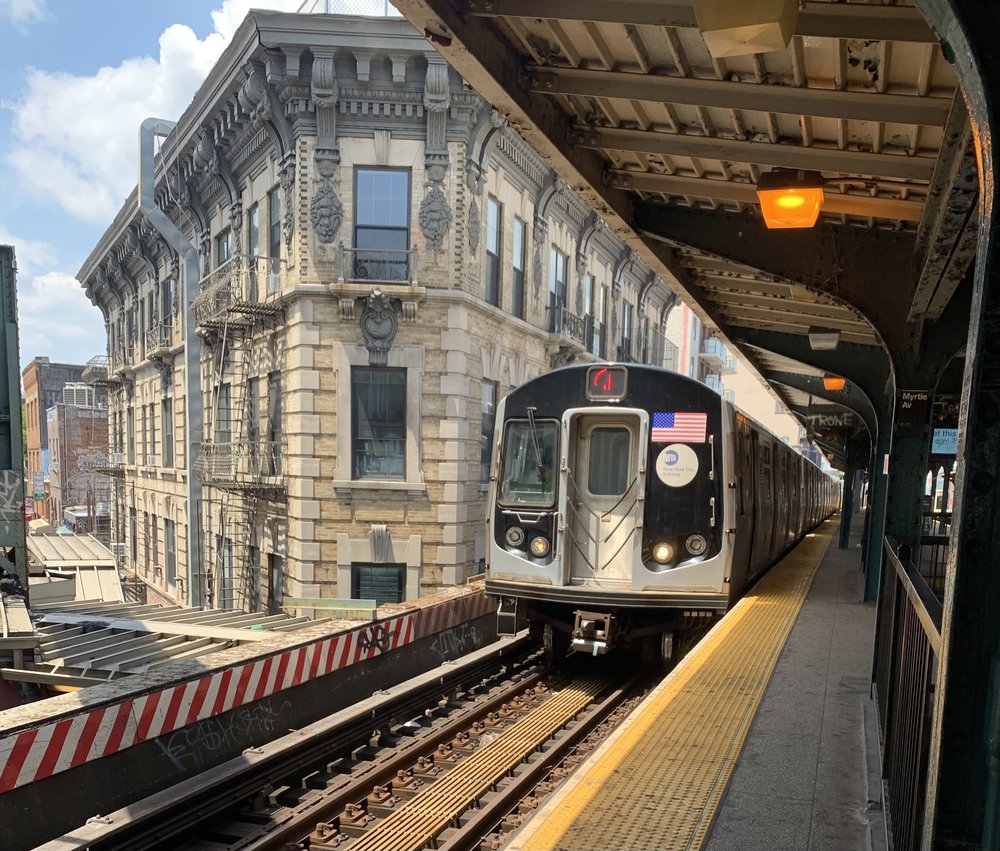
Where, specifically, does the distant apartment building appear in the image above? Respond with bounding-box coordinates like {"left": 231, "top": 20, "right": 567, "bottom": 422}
{"left": 22, "top": 359, "right": 98, "bottom": 521}
{"left": 78, "top": 12, "right": 685, "bottom": 613}
{"left": 46, "top": 387, "right": 111, "bottom": 536}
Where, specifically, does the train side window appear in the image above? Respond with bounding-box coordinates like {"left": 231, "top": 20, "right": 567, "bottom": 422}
{"left": 587, "top": 427, "right": 630, "bottom": 495}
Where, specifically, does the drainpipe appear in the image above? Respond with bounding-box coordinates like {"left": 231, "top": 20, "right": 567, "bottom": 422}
{"left": 138, "top": 118, "right": 205, "bottom": 606}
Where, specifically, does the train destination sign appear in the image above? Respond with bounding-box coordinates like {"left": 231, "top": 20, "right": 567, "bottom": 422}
{"left": 586, "top": 365, "right": 627, "bottom": 401}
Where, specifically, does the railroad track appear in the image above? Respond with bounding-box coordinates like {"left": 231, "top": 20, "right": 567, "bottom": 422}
{"left": 191, "top": 662, "right": 646, "bottom": 851}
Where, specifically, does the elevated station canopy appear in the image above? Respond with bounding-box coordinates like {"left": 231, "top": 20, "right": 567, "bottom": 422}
{"left": 394, "top": 0, "right": 975, "bottom": 471}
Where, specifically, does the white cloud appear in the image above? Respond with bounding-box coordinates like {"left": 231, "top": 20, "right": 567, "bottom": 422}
{"left": 16, "top": 268, "right": 105, "bottom": 366}
{"left": 0, "top": 0, "right": 47, "bottom": 29}
{"left": 0, "top": 227, "right": 104, "bottom": 366}
{"left": 6, "top": 0, "right": 302, "bottom": 225}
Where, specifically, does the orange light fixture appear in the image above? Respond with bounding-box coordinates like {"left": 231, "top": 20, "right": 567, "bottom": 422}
{"left": 756, "top": 169, "right": 824, "bottom": 229}
{"left": 823, "top": 375, "right": 847, "bottom": 392}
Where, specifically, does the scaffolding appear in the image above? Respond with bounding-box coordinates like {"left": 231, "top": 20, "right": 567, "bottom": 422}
{"left": 192, "top": 255, "right": 286, "bottom": 613}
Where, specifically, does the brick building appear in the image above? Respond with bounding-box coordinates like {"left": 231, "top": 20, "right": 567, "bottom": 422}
{"left": 46, "top": 393, "right": 111, "bottom": 536}
{"left": 22, "top": 359, "right": 94, "bottom": 521}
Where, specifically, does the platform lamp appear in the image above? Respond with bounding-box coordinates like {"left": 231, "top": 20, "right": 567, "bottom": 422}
{"left": 756, "top": 169, "right": 825, "bottom": 229}
{"left": 823, "top": 375, "right": 847, "bottom": 392}
{"left": 808, "top": 327, "right": 841, "bottom": 351}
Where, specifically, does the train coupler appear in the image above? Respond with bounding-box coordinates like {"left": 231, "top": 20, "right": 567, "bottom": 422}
{"left": 572, "top": 610, "right": 614, "bottom": 656}
{"left": 497, "top": 596, "right": 522, "bottom": 636}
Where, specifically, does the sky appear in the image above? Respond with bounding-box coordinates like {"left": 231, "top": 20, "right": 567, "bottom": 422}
{"left": 0, "top": 0, "right": 397, "bottom": 374}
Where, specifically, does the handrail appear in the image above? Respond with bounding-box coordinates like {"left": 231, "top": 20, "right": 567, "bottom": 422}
{"left": 882, "top": 537, "right": 942, "bottom": 653}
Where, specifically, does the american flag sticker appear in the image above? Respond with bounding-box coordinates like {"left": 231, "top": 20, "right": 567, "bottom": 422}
{"left": 651, "top": 411, "right": 708, "bottom": 443}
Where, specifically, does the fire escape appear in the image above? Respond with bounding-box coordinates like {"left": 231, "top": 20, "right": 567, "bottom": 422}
{"left": 83, "top": 355, "right": 126, "bottom": 559}
{"left": 192, "top": 255, "right": 285, "bottom": 612}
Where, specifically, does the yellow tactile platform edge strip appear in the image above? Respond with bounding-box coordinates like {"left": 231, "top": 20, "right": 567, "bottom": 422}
{"left": 510, "top": 519, "right": 837, "bottom": 851}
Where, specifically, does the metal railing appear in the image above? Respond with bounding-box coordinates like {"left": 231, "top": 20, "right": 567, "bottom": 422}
{"left": 338, "top": 246, "right": 416, "bottom": 285}
{"left": 145, "top": 323, "right": 172, "bottom": 355}
{"left": 193, "top": 255, "right": 285, "bottom": 325}
{"left": 873, "top": 537, "right": 942, "bottom": 851}
{"left": 121, "top": 577, "right": 148, "bottom": 605}
{"left": 109, "top": 348, "right": 134, "bottom": 374}
{"left": 548, "top": 304, "right": 588, "bottom": 345}
{"left": 195, "top": 440, "right": 284, "bottom": 485}
{"left": 700, "top": 337, "right": 730, "bottom": 364}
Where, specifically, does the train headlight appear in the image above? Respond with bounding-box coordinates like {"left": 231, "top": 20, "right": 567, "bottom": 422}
{"left": 685, "top": 534, "right": 708, "bottom": 556}
{"left": 652, "top": 542, "right": 674, "bottom": 564}
{"left": 505, "top": 526, "right": 526, "bottom": 547}
{"left": 529, "top": 536, "right": 550, "bottom": 557}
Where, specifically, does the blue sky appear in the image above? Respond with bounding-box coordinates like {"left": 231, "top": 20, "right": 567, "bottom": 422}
{"left": 0, "top": 0, "right": 394, "bottom": 374}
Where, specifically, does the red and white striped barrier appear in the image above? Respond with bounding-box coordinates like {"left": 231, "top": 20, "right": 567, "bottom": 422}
{"left": 0, "top": 590, "right": 496, "bottom": 794}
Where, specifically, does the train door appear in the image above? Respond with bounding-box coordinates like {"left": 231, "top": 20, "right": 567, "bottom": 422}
{"left": 562, "top": 412, "right": 643, "bottom": 586}
{"left": 729, "top": 414, "right": 756, "bottom": 601}
{"left": 751, "top": 431, "right": 776, "bottom": 572}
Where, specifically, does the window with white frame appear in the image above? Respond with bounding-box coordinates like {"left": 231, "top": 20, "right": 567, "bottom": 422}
{"left": 162, "top": 398, "right": 173, "bottom": 467}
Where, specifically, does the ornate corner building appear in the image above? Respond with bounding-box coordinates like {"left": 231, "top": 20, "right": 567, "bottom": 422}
{"left": 78, "top": 12, "right": 686, "bottom": 614}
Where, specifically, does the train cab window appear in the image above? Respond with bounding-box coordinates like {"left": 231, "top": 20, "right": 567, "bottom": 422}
{"left": 499, "top": 420, "right": 559, "bottom": 507}
{"left": 587, "top": 427, "right": 631, "bottom": 495}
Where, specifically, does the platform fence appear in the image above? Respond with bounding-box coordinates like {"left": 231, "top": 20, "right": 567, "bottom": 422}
{"left": 873, "top": 537, "right": 942, "bottom": 851}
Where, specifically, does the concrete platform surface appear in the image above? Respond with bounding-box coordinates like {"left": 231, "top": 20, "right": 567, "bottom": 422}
{"left": 704, "top": 513, "right": 883, "bottom": 851}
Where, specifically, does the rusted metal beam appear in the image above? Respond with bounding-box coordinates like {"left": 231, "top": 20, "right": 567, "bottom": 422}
{"left": 576, "top": 125, "right": 937, "bottom": 181}
{"left": 608, "top": 170, "right": 926, "bottom": 223}
{"left": 635, "top": 203, "right": 917, "bottom": 357}
{"left": 466, "top": 0, "right": 937, "bottom": 43}
{"left": 527, "top": 66, "right": 951, "bottom": 126}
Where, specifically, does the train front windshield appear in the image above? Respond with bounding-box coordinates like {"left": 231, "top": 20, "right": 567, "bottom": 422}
{"left": 498, "top": 420, "right": 559, "bottom": 507}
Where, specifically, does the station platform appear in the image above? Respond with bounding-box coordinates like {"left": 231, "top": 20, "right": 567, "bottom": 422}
{"left": 508, "top": 513, "right": 882, "bottom": 851}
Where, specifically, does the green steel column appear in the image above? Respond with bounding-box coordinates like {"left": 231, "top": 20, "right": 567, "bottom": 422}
{"left": 0, "top": 246, "right": 26, "bottom": 593}
{"left": 863, "top": 422, "right": 891, "bottom": 602}
{"left": 838, "top": 465, "right": 855, "bottom": 549}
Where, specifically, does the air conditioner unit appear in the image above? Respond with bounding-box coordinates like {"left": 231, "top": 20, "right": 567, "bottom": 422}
{"left": 265, "top": 272, "right": 281, "bottom": 293}
{"left": 109, "top": 452, "right": 125, "bottom": 465}
{"left": 146, "top": 454, "right": 158, "bottom": 467}
{"left": 110, "top": 542, "right": 126, "bottom": 559}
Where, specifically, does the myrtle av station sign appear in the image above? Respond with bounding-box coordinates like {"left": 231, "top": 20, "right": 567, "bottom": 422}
{"left": 896, "top": 390, "right": 930, "bottom": 437}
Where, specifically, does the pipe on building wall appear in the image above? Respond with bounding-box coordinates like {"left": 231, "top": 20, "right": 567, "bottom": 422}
{"left": 138, "top": 118, "right": 205, "bottom": 606}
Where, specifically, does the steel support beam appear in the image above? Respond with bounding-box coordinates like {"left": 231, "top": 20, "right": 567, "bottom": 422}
{"left": 635, "top": 203, "right": 917, "bottom": 357}
{"left": 527, "top": 66, "right": 951, "bottom": 126}
{"left": 610, "top": 170, "right": 926, "bottom": 223}
{"left": 575, "top": 125, "right": 938, "bottom": 182}
{"left": 467, "top": 0, "right": 937, "bottom": 43}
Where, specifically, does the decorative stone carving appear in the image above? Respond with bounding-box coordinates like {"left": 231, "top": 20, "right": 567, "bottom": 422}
{"left": 468, "top": 197, "right": 481, "bottom": 252}
{"left": 310, "top": 181, "right": 343, "bottom": 244}
{"left": 401, "top": 300, "right": 418, "bottom": 321}
{"left": 339, "top": 297, "right": 356, "bottom": 321}
{"left": 575, "top": 275, "right": 584, "bottom": 315}
{"left": 549, "top": 345, "right": 576, "bottom": 370}
{"left": 151, "top": 355, "right": 172, "bottom": 393}
{"left": 419, "top": 185, "right": 452, "bottom": 251}
{"left": 360, "top": 288, "right": 399, "bottom": 367}
{"left": 279, "top": 158, "right": 295, "bottom": 248}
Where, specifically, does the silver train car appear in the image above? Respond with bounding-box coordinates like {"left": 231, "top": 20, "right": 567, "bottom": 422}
{"left": 486, "top": 363, "right": 840, "bottom": 659}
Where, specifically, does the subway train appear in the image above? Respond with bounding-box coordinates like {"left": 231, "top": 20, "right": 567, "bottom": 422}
{"left": 486, "top": 363, "right": 840, "bottom": 659}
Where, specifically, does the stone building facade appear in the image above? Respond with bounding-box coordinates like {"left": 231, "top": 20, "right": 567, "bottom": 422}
{"left": 46, "top": 400, "right": 110, "bottom": 535}
{"left": 78, "top": 12, "right": 685, "bottom": 612}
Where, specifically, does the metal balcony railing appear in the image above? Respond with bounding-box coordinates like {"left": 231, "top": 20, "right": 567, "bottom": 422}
{"left": 109, "top": 348, "right": 134, "bottom": 375}
{"left": 338, "top": 246, "right": 417, "bottom": 285}
{"left": 699, "top": 337, "right": 729, "bottom": 367}
{"left": 873, "top": 538, "right": 942, "bottom": 851}
{"left": 145, "top": 323, "right": 172, "bottom": 356}
{"left": 195, "top": 441, "right": 285, "bottom": 491}
{"left": 82, "top": 355, "right": 109, "bottom": 384}
{"left": 193, "top": 255, "right": 285, "bottom": 327}
{"left": 548, "top": 304, "right": 588, "bottom": 346}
